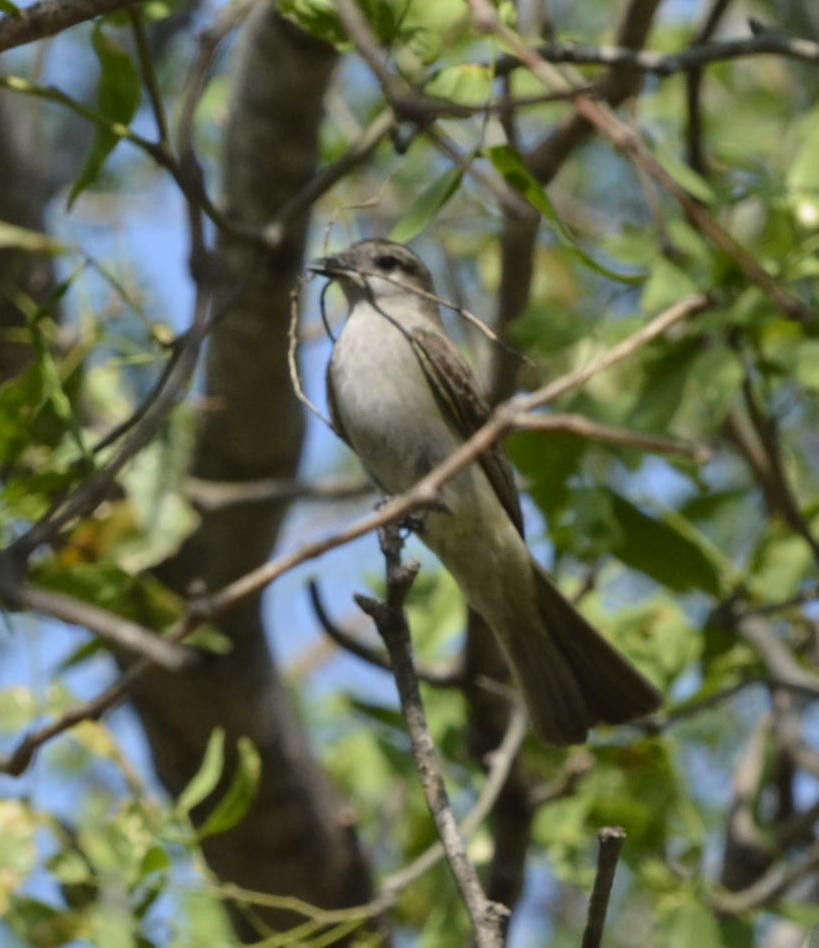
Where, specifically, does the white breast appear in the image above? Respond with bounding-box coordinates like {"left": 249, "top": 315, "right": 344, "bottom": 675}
{"left": 329, "top": 302, "right": 460, "bottom": 494}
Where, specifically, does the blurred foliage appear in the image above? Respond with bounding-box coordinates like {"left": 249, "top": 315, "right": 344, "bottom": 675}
{"left": 2, "top": 0, "right": 819, "bottom": 945}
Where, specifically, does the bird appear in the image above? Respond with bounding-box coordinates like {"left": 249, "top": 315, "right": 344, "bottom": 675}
{"left": 310, "top": 238, "right": 662, "bottom": 745}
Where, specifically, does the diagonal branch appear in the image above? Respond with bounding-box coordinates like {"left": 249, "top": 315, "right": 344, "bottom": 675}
{"left": 0, "top": 0, "right": 142, "bottom": 52}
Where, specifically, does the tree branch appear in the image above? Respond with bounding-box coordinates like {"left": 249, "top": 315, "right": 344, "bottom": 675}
{"left": 494, "top": 31, "right": 819, "bottom": 78}
{"left": 11, "top": 583, "right": 196, "bottom": 670}
{"left": 355, "top": 523, "right": 508, "bottom": 947}
{"left": 307, "top": 577, "right": 464, "bottom": 687}
{"left": 0, "top": 0, "right": 142, "bottom": 52}
{"left": 581, "top": 827, "right": 627, "bottom": 948}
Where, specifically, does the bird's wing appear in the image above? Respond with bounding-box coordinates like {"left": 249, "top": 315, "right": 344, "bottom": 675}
{"left": 410, "top": 325, "right": 524, "bottom": 537}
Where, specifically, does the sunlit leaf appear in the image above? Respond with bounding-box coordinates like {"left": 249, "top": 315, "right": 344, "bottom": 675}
{"left": 606, "top": 490, "right": 725, "bottom": 596}
{"left": 390, "top": 165, "right": 464, "bottom": 243}
{"left": 0, "top": 221, "right": 66, "bottom": 253}
{"left": 197, "top": 737, "right": 261, "bottom": 839}
{"left": 665, "top": 900, "right": 722, "bottom": 948}
{"left": 68, "top": 24, "right": 141, "bottom": 207}
{"left": 488, "top": 144, "right": 646, "bottom": 283}
{"left": 0, "top": 802, "right": 38, "bottom": 913}
{"left": 424, "top": 64, "right": 492, "bottom": 107}
{"left": 176, "top": 727, "right": 226, "bottom": 817}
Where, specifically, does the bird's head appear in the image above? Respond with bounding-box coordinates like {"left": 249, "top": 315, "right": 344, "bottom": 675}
{"left": 309, "top": 239, "right": 437, "bottom": 312}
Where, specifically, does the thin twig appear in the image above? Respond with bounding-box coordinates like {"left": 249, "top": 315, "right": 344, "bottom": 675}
{"left": 355, "top": 524, "right": 507, "bottom": 947}
{"left": 740, "top": 368, "right": 819, "bottom": 568}
{"left": 10, "top": 313, "right": 209, "bottom": 560}
{"left": 307, "top": 579, "right": 464, "bottom": 687}
{"left": 185, "top": 474, "right": 373, "bottom": 509}
{"left": 581, "top": 827, "right": 627, "bottom": 948}
{"left": 493, "top": 31, "right": 819, "bottom": 78}
{"left": 515, "top": 412, "right": 710, "bottom": 463}
{"left": 0, "top": 661, "right": 146, "bottom": 775}
{"left": 206, "top": 703, "right": 526, "bottom": 927}
{"left": 288, "top": 283, "right": 334, "bottom": 430}
{"left": 14, "top": 584, "right": 196, "bottom": 671}
{"left": 128, "top": 6, "right": 170, "bottom": 147}
{"left": 685, "top": 0, "right": 733, "bottom": 175}
{"left": 382, "top": 704, "right": 527, "bottom": 898}
{"left": 263, "top": 111, "right": 396, "bottom": 248}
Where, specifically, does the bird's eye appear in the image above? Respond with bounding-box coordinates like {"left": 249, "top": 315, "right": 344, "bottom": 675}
{"left": 375, "top": 254, "right": 401, "bottom": 272}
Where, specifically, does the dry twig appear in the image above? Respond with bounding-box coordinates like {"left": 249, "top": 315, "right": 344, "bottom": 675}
{"left": 355, "top": 523, "right": 508, "bottom": 947}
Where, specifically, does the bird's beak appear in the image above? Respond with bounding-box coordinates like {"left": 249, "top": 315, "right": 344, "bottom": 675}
{"left": 307, "top": 254, "right": 348, "bottom": 278}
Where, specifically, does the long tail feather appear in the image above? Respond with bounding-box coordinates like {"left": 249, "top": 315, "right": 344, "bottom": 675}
{"left": 502, "top": 565, "right": 662, "bottom": 745}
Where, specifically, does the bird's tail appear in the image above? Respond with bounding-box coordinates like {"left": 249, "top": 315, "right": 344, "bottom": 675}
{"left": 502, "top": 564, "right": 663, "bottom": 746}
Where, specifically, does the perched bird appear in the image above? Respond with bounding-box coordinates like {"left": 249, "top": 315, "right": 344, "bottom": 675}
{"left": 311, "top": 238, "right": 662, "bottom": 745}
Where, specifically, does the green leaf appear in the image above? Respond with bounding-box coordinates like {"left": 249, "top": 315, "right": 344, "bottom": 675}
{"left": 279, "top": 0, "right": 347, "bottom": 46}
{"left": 777, "top": 902, "right": 819, "bottom": 937}
{"left": 0, "top": 221, "right": 66, "bottom": 253}
{"left": 793, "top": 339, "right": 819, "bottom": 392}
{"left": 626, "top": 338, "right": 700, "bottom": 433}
{"left": 666, "top": 901, "right": 722, "bottom": 948}
{"left": 748, "top": 524, "right": 815, "bottom": 602}
{"left": 390, "top": 165, "right": 464, "bottom": 243}
{"left": 787, "top": 109, "right": 819, "bottom": 197}
{"left": 424, "top": 64, "right": 493, "bottom": 107}
{"left": 138, "top": 845, "right": 171, "bottom": 879}
{"left": 182, "top": 624, "right": 233, "bottom": 655}
{"left": 0, "top": 0, "right": 20, "bottom": 13}
{"left": 506, "top": 429, "right": 586, "bottom": 517}
{"left": 656, "top": 146, "right": 717, "bottom": 204}
{"left": 641, "top": 257, "right": 700, "bottom": 313}
{"left": 31, "top": 560, "right": 185, "bottom": 633}
{"left": 68, "top": 24, "right": 141, "bottom": 207}
{"left": 176, "top": 727, "right": 225, "bottom": 816}
{"left": 487, "top": 144, "right": 646, "bottom": 283}
{"left": 0, "top": 800, "right": 38, "bottom": 892}
{"left": 279, "top": 0, "right": 400, "bottom": 47}
{"left": 606, "top": 490, "right": 725, "bottom": 596}
{"left": 198, "top": 737, "right": 261, "bottom": 839}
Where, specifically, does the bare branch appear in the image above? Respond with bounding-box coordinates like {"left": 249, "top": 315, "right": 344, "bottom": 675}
{"left": 494, "top": 31, "right": 819, "bottom": 78}
{"left": 13, "top": 584, "right": 196, "bottom": 670}
{"left": 0, "top": 0, "right": 142, "bottom": 52}
{"left": 581, "top": 827, "right": 627, "bottom": 948}
{"left": 355, "top": 524, "right": 508, "bottom": 947}
{"left": 307, "top": 578, "right": 464, "bottom": 687}
{"left": 185, "top": 474, "right": 372, "bottom": 509}
{"left": 685, "top": 0, "right": 733, "bottom": 175}
{"left": 0, "top": 662, "right": 145, "bottom": 775}
{"left": 515, "top": 412, "right": 711, "bottom": 463}
{"left": 715, "top": 838, "right": 819, "bottom": 914}
{"left": 739, "top": 617, "right": 819, "bottom": 693}
{"left": 381, "top": 704, "right": 527, "bottom": 901}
